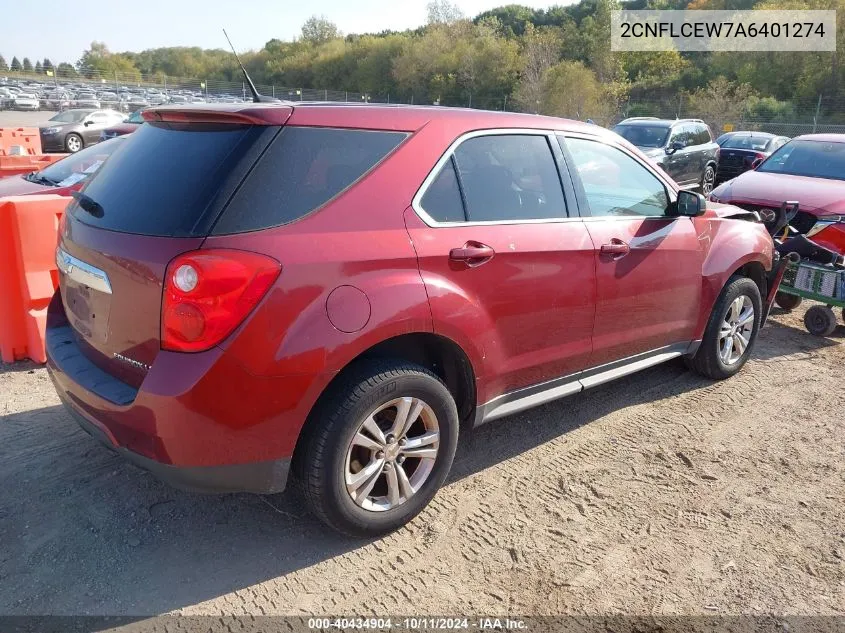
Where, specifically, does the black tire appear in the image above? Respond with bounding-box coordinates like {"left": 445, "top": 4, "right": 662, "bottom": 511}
{"left": 700, "top": 164, "right": 716, "bottom": 195}
{"left": 295, "top": 359, "right": 459, "bottom": 537}
{"left": 686, "top": 276, "right": 762, "bottom": 380}
{"left": 775, "top": 292, "right": 803, "bottom": 311}
{"left": 804, "top": 305, "right": 837, "bottom": 336}
{"left": 64, "top": 133, "right": 83, "bottom": 153}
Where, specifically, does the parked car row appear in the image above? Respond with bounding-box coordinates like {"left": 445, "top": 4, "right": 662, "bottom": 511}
{"left": 0, "top": 77, "right": 249, "bottom": 112}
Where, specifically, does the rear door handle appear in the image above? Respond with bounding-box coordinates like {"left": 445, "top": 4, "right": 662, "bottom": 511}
{"left": 449, "top": 241, "right": 495, "bottom": 267}
{"left": 600, "top": 239, "right": 630, "bottom": 258}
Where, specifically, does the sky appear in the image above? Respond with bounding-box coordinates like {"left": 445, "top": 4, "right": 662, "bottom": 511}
{"left": 0, "top": 0, "right": 564, "bottom": 66}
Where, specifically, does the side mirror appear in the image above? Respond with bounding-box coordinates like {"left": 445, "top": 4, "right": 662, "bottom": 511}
{"left": 674, "top": 190, "right": 706, "bottom": 217}
{"left": 751, "top": 157, "right": 764, "bottom": 169}
{"left": 83, "top": 120, "right": 93, "bottom": 126}
{"left": 666, "top": 140, "right": 685, "bottom": 155}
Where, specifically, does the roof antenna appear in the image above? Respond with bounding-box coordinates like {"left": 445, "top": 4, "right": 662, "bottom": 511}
{"left": 223, "top": 28, "right": 277, "bottom": 103}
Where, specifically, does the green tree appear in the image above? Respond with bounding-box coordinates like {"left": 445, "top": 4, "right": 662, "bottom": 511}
{"left": 77, "top": 41, "right": 140, "bottom": 79}
{"left": 539, "top": 60, "right": 624, "bottom": 124}
{"left": 35, "top": 60, "right": 42, "bottom": 73}
{"left": 688, "top": 77, "right": 755, "bottom": 134}
{"left": 43, "top": 58, "right": 53, "bottom": 73}
{"left": 56, "top": 62, "right": 78, "bottom": 78}
{"left": 22, "top": 57, "right": 32, "bottom": 72}
{"left": 426, "top": 0, "right": 464, "bottom": 25}
{"left": 300, "top": 16, "right": 340, "bottom": 44}
{"left": 10, "top": 56, "right": 21, "bottom": 71}
{"left": 0, "top": 55, "right": 7, "bottom": 71}
{"left": 513, "top": 24, "right": 562, "bottom": 112}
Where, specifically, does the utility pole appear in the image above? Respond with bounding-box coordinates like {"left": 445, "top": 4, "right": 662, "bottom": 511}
{"left": 813, "top": 93, "right": 822, "bottom": 133}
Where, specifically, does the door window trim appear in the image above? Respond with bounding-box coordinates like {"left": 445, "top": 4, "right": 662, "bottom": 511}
{"left": 557, "top": 131, "right": 682, "bottom": 221}
{"left": 412, "top": 128, "right": 578, "bottom": 227}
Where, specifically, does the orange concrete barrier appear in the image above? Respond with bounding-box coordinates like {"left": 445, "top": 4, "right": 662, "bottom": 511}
{"left": 0, "top": 154, "right": 67, "bottom": 179}
{"left": 0, "top": 195, "right": 69, "bottom": 363}
{"left": 0, "top": 127, "right": 42, "bottom": 156}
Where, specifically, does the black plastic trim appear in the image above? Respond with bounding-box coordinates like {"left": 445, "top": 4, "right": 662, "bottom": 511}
{"left": 46, "top": 325, "right": 138, "bottom": 406}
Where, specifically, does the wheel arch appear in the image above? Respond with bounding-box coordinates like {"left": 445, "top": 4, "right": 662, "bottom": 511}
{"left": 291, "top": 331, "right": 477, "bottom": 471}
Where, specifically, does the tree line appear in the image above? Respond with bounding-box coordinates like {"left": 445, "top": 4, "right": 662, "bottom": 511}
{"left": 3, "top": 0, "right": 845, "bottom": 124}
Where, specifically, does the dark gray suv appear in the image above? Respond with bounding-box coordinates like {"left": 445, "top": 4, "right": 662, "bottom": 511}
{"left": 612, "top": 118, "right": 720, "bottom": 195}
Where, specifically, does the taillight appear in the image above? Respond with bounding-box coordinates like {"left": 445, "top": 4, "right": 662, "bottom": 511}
{"left": 162, "top": 249, "right": 281, "bottom": 352}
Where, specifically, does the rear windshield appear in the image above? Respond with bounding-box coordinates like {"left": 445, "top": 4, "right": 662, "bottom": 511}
{"left": 757, "top": 139, "right": 845, "bottom": 181}
{"left": 72, "top": 122, "right": 277, "bottom": 236}
{"left": 721, "top": 135, "right": 772, "bottom": 151}
{"left": 612, "top": 124, "right": 670, "bottom": 148}
{"left": 212, "top": 126, "right": 407, "bottom": 234}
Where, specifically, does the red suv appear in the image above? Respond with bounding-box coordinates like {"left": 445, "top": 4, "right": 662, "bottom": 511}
{"left": 46, "top": 103, "right": 774, "bottom": 536}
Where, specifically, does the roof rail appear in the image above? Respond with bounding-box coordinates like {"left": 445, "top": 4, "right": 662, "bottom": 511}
{"left": 620, "top": 116, "right": 660, "bottom": 122}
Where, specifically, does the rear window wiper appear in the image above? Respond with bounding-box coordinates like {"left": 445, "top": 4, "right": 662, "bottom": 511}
{"left": 70, "top": 191, "right": 105, "bottom": 218}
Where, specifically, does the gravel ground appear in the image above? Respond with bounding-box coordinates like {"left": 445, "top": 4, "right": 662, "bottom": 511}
{"left": 1, "top": 305, "right": 843, "bottom": 618}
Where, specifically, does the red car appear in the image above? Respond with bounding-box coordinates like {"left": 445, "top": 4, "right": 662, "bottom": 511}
{"left": 47, "top": 103, "right": 773, "bottom": 536}
{"left": 0, "top": 136, "right": 124, "bottom": 197}
{"left": 709, "top": 134, "right": 845, "bottom": 254}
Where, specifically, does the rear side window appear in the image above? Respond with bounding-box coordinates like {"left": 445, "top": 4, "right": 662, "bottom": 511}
{"left": 213, "top": 127, "right": 407, "bottom": 234}
{"left": 454, "top": 135, "right": 566, "bottom": 222}
{"left": 76, "top": 122, "right": 276, "bottom": 236}
{"left": 420, "top": 157, "right": 466, "bottom": 223}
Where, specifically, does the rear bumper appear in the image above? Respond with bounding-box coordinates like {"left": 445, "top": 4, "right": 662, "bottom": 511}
{"left": 57, "top": 388, "right": 291, "bottom": 494}
{"left": 45, "top": 292, "right": 326, "bottom": 494}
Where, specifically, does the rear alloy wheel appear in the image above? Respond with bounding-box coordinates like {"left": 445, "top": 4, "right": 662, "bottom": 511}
{"left": 64, "top": 133, "right": 83, "bottom": 153}
{"left": 686, "top": 276, "right": 761, "bottom": 380}
{"left": 701, "top": 164, "right": 716, "bottom": 195}
{"left": 345, "top": 397, "right": 440, "bottom": 512}
{"left": 804, "top": 305, "right": 837, "bottom": 336}
{"left": 297, "top": 360, "right": 459, "bottom": 537}
{"left": 775, "top": 292, "right": 803, "bottom": 311}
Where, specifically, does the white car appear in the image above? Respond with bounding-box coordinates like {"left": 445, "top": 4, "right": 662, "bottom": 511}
{"left": 13, "top": 93, "right": 39, "bottom": 111}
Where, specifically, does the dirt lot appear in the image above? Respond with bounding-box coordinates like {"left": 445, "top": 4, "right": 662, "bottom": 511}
{"left": 0, "top": 306, "right": 843, "bottom": 618}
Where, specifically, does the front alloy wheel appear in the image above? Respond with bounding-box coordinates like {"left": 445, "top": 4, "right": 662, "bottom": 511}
{"left": 686, "top": 275, "right": 762, "bottom": 380}
{"left": 345, "top": 397, "right": 440, "bottom": 511}
{"left": 718, "top": 295, "right": 754, "bottom": 365}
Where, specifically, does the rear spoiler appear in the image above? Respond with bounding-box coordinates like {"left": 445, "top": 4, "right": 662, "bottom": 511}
{"left": 142, "top": 104, "right": 293, "bottom": 126}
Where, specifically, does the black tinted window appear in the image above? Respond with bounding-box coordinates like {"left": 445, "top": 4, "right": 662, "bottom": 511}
{"left": 214, "top": 127, "right": 406, "bottom": 234}
{"left": 452, "top": 135, "right": 567, "bottom": 222}
{"left": 694, "top": 124, "right": 712, "bottom": 145}
{"left": 74, "top": 122, "right": 275, "bottom": 236}
{"left": 420, "top": 157, "right": 465, "bottom": 222}
{"left": 612, "top": 124, "right": 670, "bottom": 148}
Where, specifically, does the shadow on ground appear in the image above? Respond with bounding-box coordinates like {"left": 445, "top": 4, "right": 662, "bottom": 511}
{"left": 0, "top": 319, "right": 839, "bottom": 616}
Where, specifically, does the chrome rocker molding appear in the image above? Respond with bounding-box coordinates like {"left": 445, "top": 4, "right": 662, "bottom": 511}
{"left": 56, "top": 247, "right": 113, "bottom": 295}
{"left": 475, "top": 342, "right": 699, "bottom": 425}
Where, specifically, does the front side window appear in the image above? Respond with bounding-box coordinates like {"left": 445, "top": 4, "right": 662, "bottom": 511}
{"left": 564, "top": 137, "right": 670, "bottom": 217}
{"left": 694, "top": 124, "right": 712, "bottom": 145}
